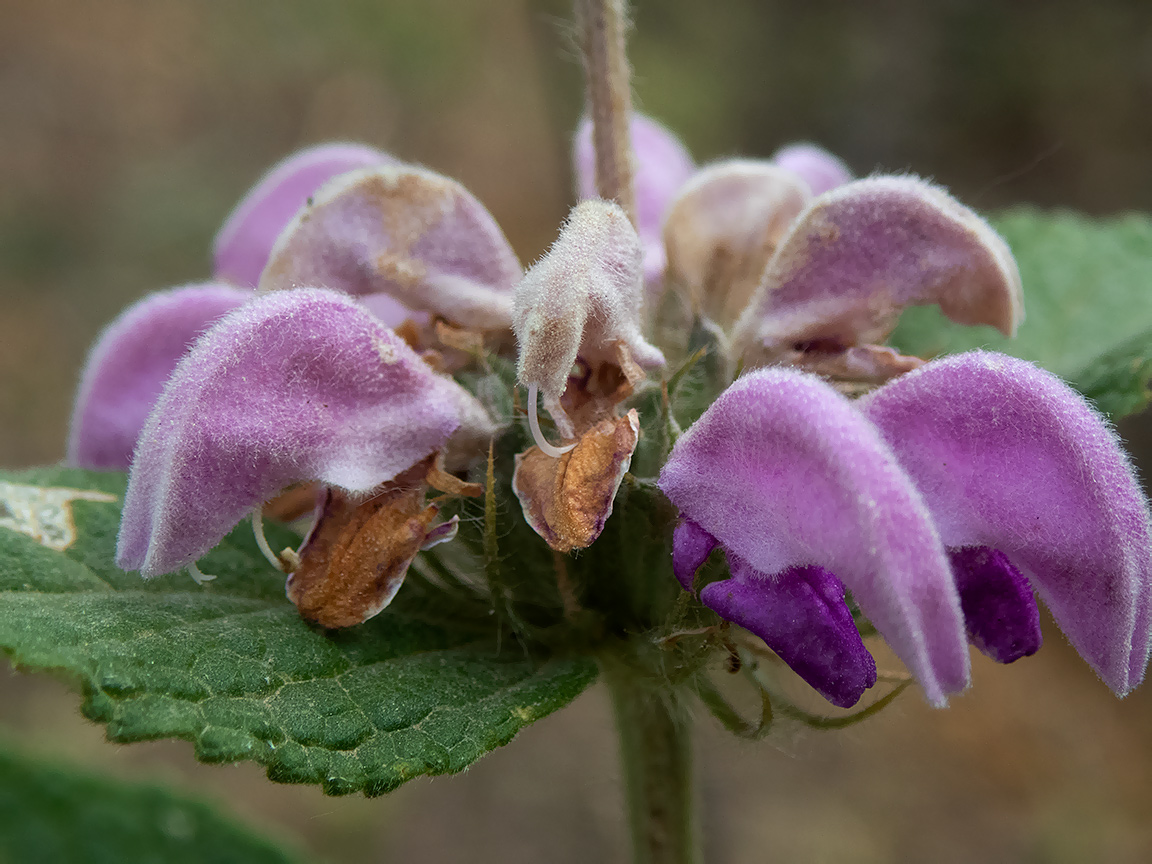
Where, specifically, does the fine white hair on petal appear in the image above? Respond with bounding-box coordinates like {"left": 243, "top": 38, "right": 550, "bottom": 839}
{"left": 731, "top": 174, "right": 1024, "bottom": 364}
{"left": 513, "top": 199, "right": 665, "bottom": 403}
{"left": 116, "top": 288, "right": 470, "bottom": 577}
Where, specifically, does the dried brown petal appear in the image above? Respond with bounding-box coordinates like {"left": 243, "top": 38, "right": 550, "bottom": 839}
{"left": 512, "top": 410, "right": 639, "bottom": 553}
{"left": 427, "top": 454, "right": 484, "bottom": 498}
{"left": 286, "top": 466, "right": 438, "bottom": 629}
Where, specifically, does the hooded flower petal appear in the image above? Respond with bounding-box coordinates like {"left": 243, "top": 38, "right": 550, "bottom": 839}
{"left": 514, "top": 199, "right": 665, "bottom": 404}
{"left": 731, "top": 175, "right": 1024, "bottom": 365}
{"left": 702, "top": 559, "right": 878, "bottom": 708}
{"left": 67, "top": 283, "right": 251, "bottom": 470}
{"left": 213, "top": 143, "right": 398, "bottom": 288}
{"left": 658, "top": 368, "right": 970, "bottom": 706}
{"left": 117, "top": 287, "right": 484, "bottom": 577}
{"left": 860, "top": 351, "right": 1152, "bottom": 694}
{"left": 259, "top": 165, "right": 521, "bottom": 329}
{"left": 663, "top": 160, "right": 812, "bottom": 327}
{"left": 575, "top": 113, "right": 696, "bottom": 284}
{"left": 771, "top": 143, "right": 853, "bottom": 196}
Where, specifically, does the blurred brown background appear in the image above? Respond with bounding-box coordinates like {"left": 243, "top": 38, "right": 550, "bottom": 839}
{"left": 3, "top": 0, "right": 1152, "bottom": 861}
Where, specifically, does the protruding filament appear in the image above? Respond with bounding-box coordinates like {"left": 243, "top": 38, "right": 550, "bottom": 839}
{"left": 527, "top": 384, "right": 576, "bottom": 459}
{"left": 187, "top": 561, "right": 216, "bottom": 585}
{"left": 252, "top": 509, "right": 287, "bottom": 572}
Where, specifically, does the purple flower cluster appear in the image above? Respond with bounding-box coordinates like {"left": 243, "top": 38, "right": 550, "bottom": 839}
{"left": 69, "top": 113, "right": 1152, "bottom": 708}
{"left": 660, "top": 355, "right": 1151, "bottom": 706}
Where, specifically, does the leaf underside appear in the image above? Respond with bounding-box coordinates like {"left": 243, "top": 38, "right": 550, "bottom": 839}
{"left": 891, "top": 209, "right": 1152, "bottom": 420}
{"left": 0, "top": 467, "right": 597, "bottom": 796}
{"left": 0, "top": 739, "right": 302, "bottom": 864}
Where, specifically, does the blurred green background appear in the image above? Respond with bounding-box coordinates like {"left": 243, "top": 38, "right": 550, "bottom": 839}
{"left": 3, "top": 1, "right": 1152, "bottom": 861}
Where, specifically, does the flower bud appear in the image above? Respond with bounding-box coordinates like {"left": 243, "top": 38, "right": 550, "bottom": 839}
{"left": 513, "top": 200, "right": 664, "bottom": 404}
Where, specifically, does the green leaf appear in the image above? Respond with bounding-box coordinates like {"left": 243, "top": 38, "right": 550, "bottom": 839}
{"left": 0, "top": 739, "right": 302, "bottom": 864}
{"left": 890, "top": 209, "right": 1152, "bottom": 419}
{"left": 0, "top": 467, "right": 598, "bottom": 796}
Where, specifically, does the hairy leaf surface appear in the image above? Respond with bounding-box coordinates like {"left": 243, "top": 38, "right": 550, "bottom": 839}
{"left": 0, "top": 468, "right": 597, "bottom": 796}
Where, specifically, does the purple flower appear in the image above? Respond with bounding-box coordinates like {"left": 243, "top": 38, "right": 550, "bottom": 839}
{"left": 660, "top": 353, "right": 1152, "bottom": 706}
{"left": 574, "top": 112, "right": 852, "bottom": 299}
{"left": 598, "top": 115, "right": 1023, "bottom": 391}
{"left": 67, "top": 283, "right": 250, "bottom": 470}
{"left": 513, "top": 199, "right": 664, "bottom": 435}
{"left": 68, "top": 143, "right": 397, "bottom": 470}
{"left": 860, "top": 352, "right": 1152, "bottom": 694}
{"left": 510, "top": 200, "right": 659, "bottom": 551}
{"left": 730, "top": 175, "right": 1024, "bottom": 371}
{"left": 259, "top": 163, "right": 522, "bottom": 329}
{"left": 659, "top": 368, "right": 969, "bottom": 708}
{"left": 69, "top": 143, "right": 520, "bottom": 471}
{"left": 213, "top": 143, "right": 397, "bottom": 289}
{"left": 117, "top": 288, "right": 494, "bottom": 583}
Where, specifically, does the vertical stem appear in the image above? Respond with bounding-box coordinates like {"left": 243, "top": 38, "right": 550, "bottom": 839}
{"left": 577, "top": 0, "right": 637, "bottom": 226}
{"left": 605, "top": 665, "right": 700, "bottom": 864}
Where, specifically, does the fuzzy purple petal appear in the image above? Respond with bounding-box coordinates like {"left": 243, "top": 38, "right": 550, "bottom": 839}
{"left": 732, "top": 176, "right": 1023, "bottom": 363}
{"left": 67, "top": 283, "right": 251, "bottom": 470}
{"left": 658, "top": 368, "right": 969, "bottom": 706}
{"left": 948, "top": 546, "right": 1042, "bottom": 664}
{"left": 259, "top": 165, "right": 520, "bottom": 328}
{"left": 213, "top": 143, "right": 397, "bottom": 288}
{"left": 861, "top": 351, "right": 1152, "bottom": 695}
{"left": 575, "top": 113, "right": 695, "bottom": 283}
{"left": 702, "top": 558, "right": 877, "bottom": 708}
{"left": 672, "top": 519, "right": 718, "bottom": 590}
{"left": 117, "top": 288, "right": 467, "bottom": 577}
{"left": 771, "top": 143, "right": 853, "bottom": 196}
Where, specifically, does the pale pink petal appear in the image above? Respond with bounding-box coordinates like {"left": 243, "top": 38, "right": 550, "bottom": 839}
{"left": 771, "top": 142, "right": 853, "bottom": 196}
{"left": 663, "top": 159, "right": 812, "bottom": 326}
{"left": 67, "top": 283, "right": 250, "bottom": 470}
{"left": 732, "top": 175, "right": 1023, "bottom": 364}
{"left": 213, "top": 143, "right": 397, "bottom": 288}
{"left": 117, "top": 288, "right": 475, "bottom": 576}
{"left": 259, "top": 165, "right": 520, "bottom": 329}
{"left": 514, "top": 200, "right": 665, "bottom": 402}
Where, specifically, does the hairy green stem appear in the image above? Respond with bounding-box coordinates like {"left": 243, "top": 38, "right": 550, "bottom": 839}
{"left": 605, "top": 665, "right": 700, "bottom": 864}
{"left": 576, "top": 0, "right": 637, "bottom": 226}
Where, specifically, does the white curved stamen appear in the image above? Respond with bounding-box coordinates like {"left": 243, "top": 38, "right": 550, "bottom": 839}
{"left": 187, "top": 561, "right": 216, "bottom": 585}
{"left": 528, "top": 383, "right": 576, "bottom": 458}
{"left": 252, "top": 509, "right": 287, "bottom": 572}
